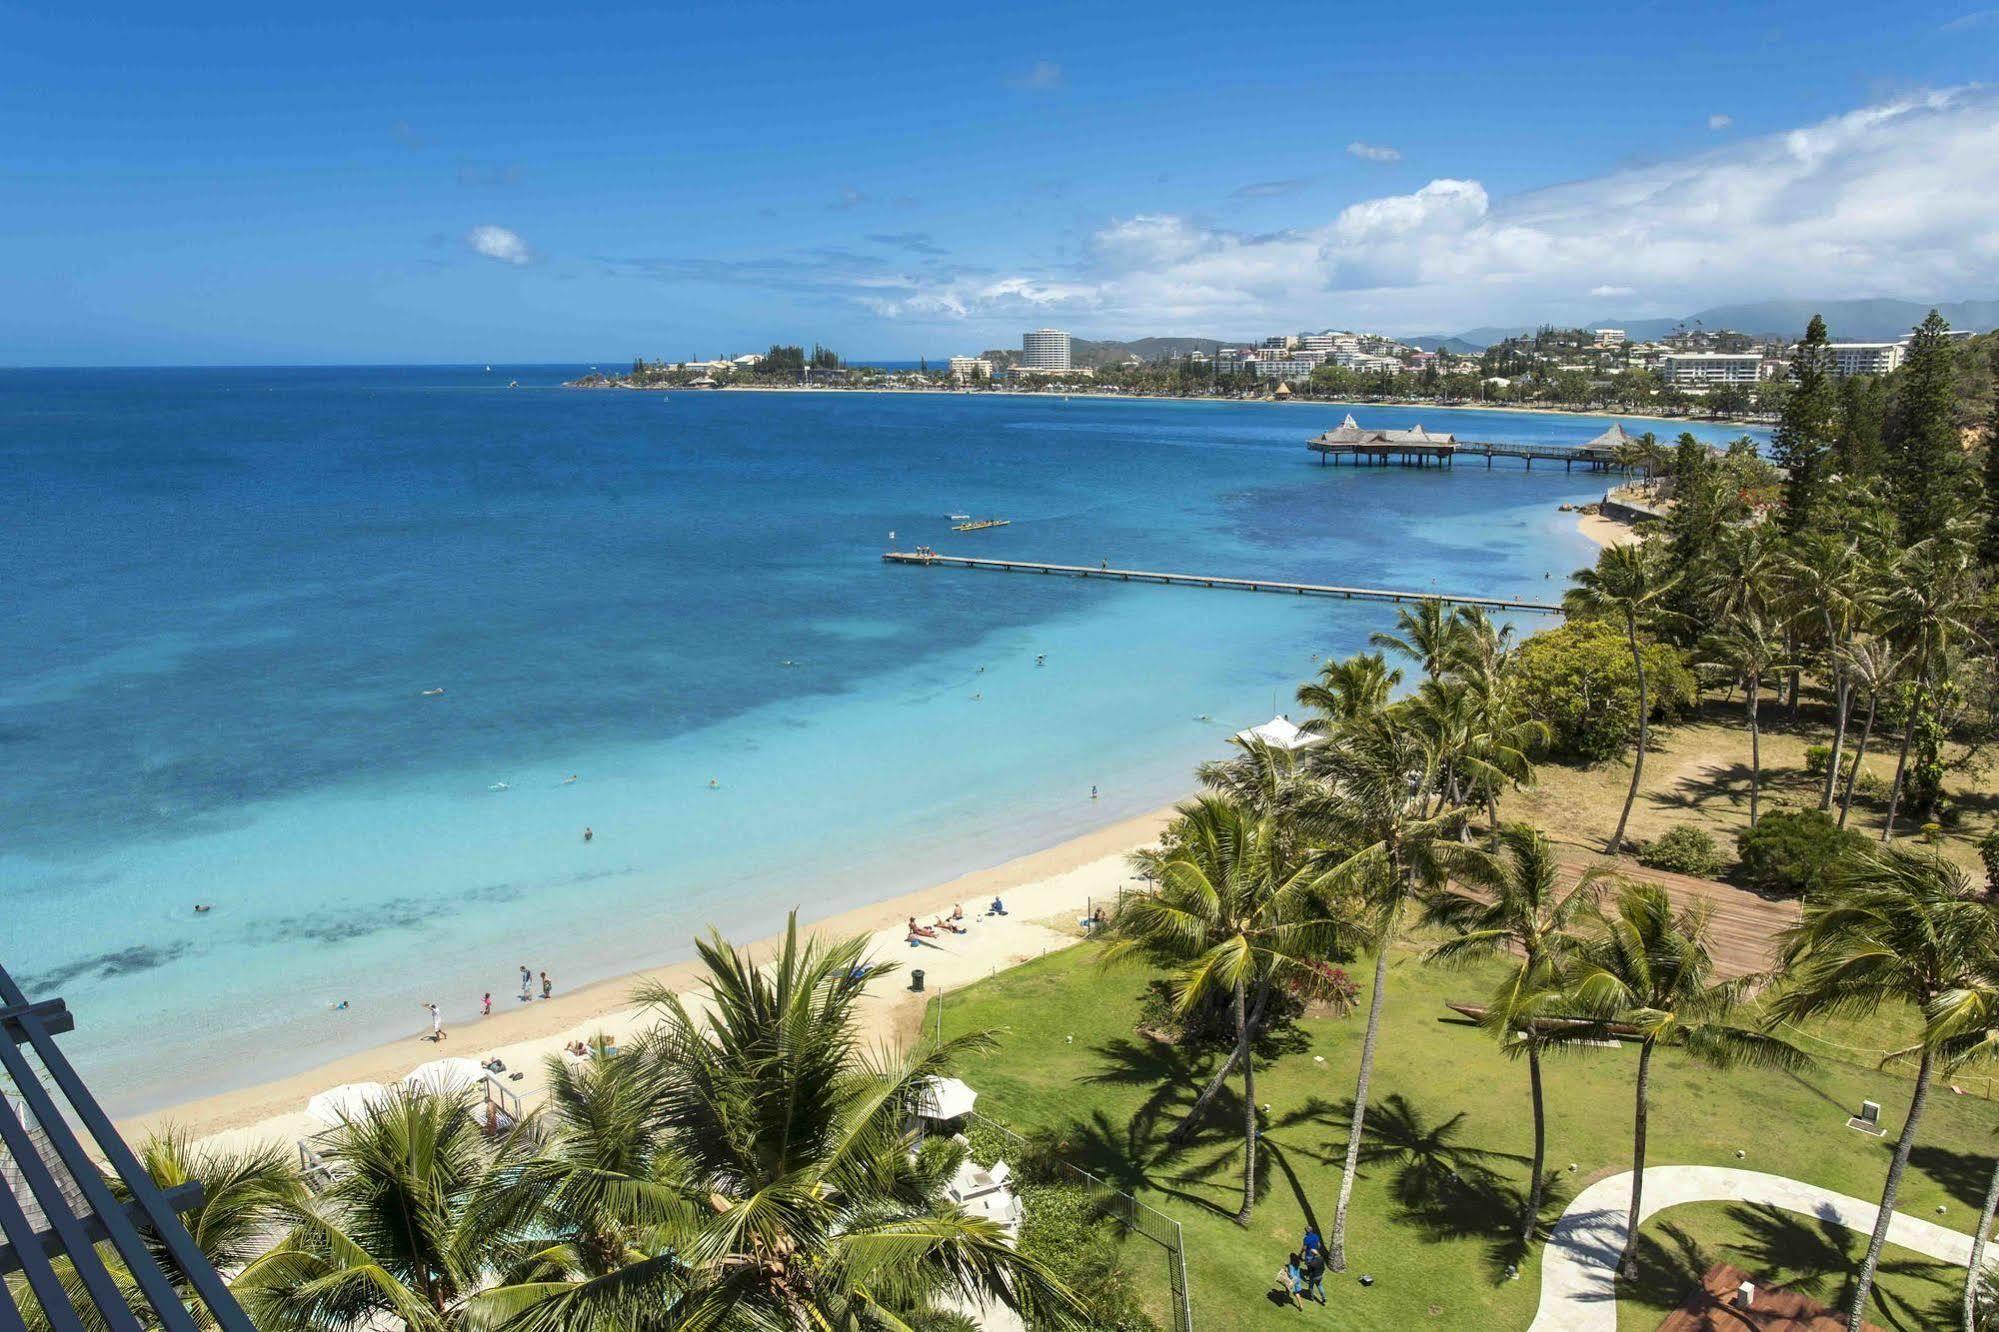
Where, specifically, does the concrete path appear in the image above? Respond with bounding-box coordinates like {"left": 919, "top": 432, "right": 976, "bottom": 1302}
{"left": 1527, "top": 1165, "right": 1982, "bottom": 1331}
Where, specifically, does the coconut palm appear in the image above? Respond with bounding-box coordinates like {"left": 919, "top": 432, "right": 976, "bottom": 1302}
{"left": 1877, "top": 532, "right": 1985, "bottom": 840}
{"left": 1369, "top": 601, "right": 1468, "bottom": 686}
{"left": 1698, "top": 608, "right": 1793, "bottom": 828}
{"left": 1777, "top": 535, "right": 1876, "bottom": 809}
{"left": 10, "top": 1132, "right": 302, "bottom": 1332}
{"left": 1568, "top": 882, "right": 1807, "bottom": 1280}
{"left": 1768, "top": 850, "right": 1999, "bottom": 1332}
{"left": 1564, "top": 543, "right": 1682, "bottom": 852}
{"left": 1425, "top": 824, "right": 1606, "bottom": 1242}
{"left": 1835, "top": 636, "right": 1904, "bottom": 830}
{"left": 236, "top": 1087, "right": 499, "bottom": 1332}
{"left": 1195, "top": 734, "right": 1305, "bottom": 823}
{"left": 1914, "top": 965, "right": 1999, "bottom": 1330}
{"left": 1109, "top": 796, "right": 1355, "bottom": 1203}
{"left": 1445, "top": 610, "right": 1550, "bottom": 831}
{"left": 1306, "top": 710, "right": 1462, "bottom": 1271}
{"left": 1296, "top": 649, "right": 1402, "bottom": 731}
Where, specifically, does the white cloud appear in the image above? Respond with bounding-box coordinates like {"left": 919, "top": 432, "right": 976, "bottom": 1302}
{"left": 466, "top": 225, "right": 530, "bottom": 265}
{"left": 1010, "top": 59, "right": 1064, "bottom": 91}
{"left": 1707, "top": 113, "right": 1733, "bottom": 130}
{"left": 850, "top": 85, "right": 1999, "bottom": 333}
{"left": 1346, "top": 141, "right": 1402, "bottom": 163}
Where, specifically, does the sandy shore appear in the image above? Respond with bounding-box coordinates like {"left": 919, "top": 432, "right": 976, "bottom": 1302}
{"left": 1577, "top": 510, "right": 1645, "bottom": 548}
{"left": 122, "top": 804, "right": 1180, "bottom": 1154}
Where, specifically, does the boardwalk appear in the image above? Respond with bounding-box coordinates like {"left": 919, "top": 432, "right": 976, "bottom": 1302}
{"left": 881, "top": 551, "right": 1566, "bottom": 614}
{"left": 1308, "top": 417, "right": 1644, "bottom": 471}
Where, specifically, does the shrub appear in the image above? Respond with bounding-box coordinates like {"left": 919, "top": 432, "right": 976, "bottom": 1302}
{"left": 1735, "top": 808, "right": 1869, "bottom": 896}
{"left": 1803, "top": 745, "right": 1860, "bottom": 781}
{"left": 1015, "top": 1183, "right": 1162, "bottom": 1332}
{"left": 1638, "top": 825, "right": 1726, "bottom": 877}
{"left": 1514, "top": 620, "right": 1699, "bottom": 764}
{"left": 1980, "top": 829, "right": 1999, "bottom": 895}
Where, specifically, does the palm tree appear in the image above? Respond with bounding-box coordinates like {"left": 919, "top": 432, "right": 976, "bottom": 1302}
{"left": 1877, "top": 533, "right": 1984, "bottom": 840}
{"left": 1307, "top": 710, "right": 1461, "bottom": 1271}
{"left": 1564, "top": 543, "right": 1682, "bottom": 852}
{"left": 1698, "top": 608, "right": 1792, "bottom": 828}
{"left": 1568, "top": 882, "right": 1807, "bottom": 1280}
{"left": 1425, "top": 824, "right": 1605, "bottom": 1242}
{"left": 1766, "top": 849, "right": 1998, "bottom": 1332}
{"left": 13, "top": 1132, "right": 302, "bottom": 1332}
{"left": 1108, "top": 796, "right": 1354, "bottom": 1206}
{"left": 1297, "top": 649, "right": 1402, "bottom": 730}
{"left": 1912, "top": 961, "right": 1999, "bottom": 1331}
{"left": 1778, "top": 535, "right": 1875, "bottom": 809}
{"left": 1369, "top": 601, "right": 1467, "bottom": 686}
{"left": 1835, "top": 636, "right": 1903, "bottom": 829}
{"left": 1438, "top": 609, "right": 1549, "bottom": 832}
{"left": 237, "top": 1087, "right": 498, "bottom": 1332}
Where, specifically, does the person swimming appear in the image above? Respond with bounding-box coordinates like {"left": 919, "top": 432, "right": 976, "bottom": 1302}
{"left": 421, "top": 687, "right": 446, "bottom": 697}
{"left": 193, "top": 903, "right": 212, "bottom": 914}
{"left": 583, "top": 826, "right": 593, "bottom": 842}
{"left": 709, "top": 778, "right": 720, "bottom": 789}
{"left": 489, "top": 782, "right": 510, "bottom": 791}
{"left": 563, "top": 774, "right": 579, "bottom": 784}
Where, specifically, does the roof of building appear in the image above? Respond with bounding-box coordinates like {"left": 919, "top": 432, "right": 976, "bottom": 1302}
{"left": 1581, "top": 422, "right": 1635, "bottom": 455}
{"left": 1654, "top": 1263, "right": 1884, "bottom": 1332}
{"left": 1311, "top": 416, "right": 1456, "bottom": 448}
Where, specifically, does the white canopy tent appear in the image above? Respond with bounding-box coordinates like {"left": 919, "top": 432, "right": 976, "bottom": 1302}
{"left": 914, "top": 1076, "right": 978, "bottom": 1122}
{"left": 403, "top": 1058, "right": 488, "bottom": 1098}
{"left": 305, "top": 1082, "right": 391, "bottom": 1127}
{"left": 1234, "top": 716, "right": 1319, "bottom": 751}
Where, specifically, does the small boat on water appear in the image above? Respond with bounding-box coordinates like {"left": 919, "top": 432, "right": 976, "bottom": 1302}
{"left": 948, "top": 513, "right": 971, "bottom": 521}
{"left": 952, "top": 518, "right": 1011, "bottom": 532}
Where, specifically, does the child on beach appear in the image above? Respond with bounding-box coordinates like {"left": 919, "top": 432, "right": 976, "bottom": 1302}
{"left": 425, "top": 1002, "right": 445, "bottom": 1042}
{"left": 540, "top": 971, "right": 552, "bottom": 1000}
{"left": 481, "top": 992, "right": 492, "bottom": 1017}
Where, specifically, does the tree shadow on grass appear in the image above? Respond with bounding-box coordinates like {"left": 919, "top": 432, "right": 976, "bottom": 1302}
{"left": 1908, "top": 1141, "right": 1999, "bottom": 1213}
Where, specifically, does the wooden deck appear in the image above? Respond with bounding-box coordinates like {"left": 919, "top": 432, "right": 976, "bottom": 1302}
{"left": 1655, "top": 1262, "right": 1883, "bottom": 1332}
{"left": 1309, "top": 438, "right": 1632, "bottom": 470}
{"left": 881, "top": 551, "right": 1565, "bottom": 615}
{"left": 1555, "top": 852, "right": 1799, "bottom": 981}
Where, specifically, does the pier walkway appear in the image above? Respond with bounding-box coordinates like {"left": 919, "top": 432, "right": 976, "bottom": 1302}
{"left": 1307, "top": 417, "right": 1645, "bottom": 471}
{"left": 882, "top": 551, "right": 1565, "bottom": 614}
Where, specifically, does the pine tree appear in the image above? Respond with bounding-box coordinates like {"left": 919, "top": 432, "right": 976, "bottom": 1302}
{"left": 1833, "top": 375, "right": 1888, "bottom": 479}
{"left": 1771, "top": 315, "right": 1837, "bottom": 532}
{"left": 1886, "top": 311, "right": 1971, "bottom": 541}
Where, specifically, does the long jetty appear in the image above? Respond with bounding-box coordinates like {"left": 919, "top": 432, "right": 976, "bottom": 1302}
{"left": 882, "top": 552, "right": 1564, "bottom": 614}
{"left": 1308, "top": 437, "right": 1630, "bottom": 470}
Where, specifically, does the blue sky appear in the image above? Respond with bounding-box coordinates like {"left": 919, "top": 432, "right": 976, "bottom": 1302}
{"left": 3, "top": 1, "right": 1996, "bottom": 364}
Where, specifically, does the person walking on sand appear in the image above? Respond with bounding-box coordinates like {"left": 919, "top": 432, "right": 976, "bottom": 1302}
{"left": 519, "top": 965, "right": 533, "bottom": 1002}
{"left": 425, "top": 1002, "right": 445, "bottom": 1042}
{"left": 540, "top": 970, "right": 552, "bottom": 1000}
{"left": 481, "top": 992, "right": 492, "bottom": 1017}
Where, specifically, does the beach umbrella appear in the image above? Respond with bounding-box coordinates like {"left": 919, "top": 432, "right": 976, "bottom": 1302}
{"left": 403, "top": 1057, "right": 487, "bottom": 1098}
{"left": 305, "top": 1081, "right": 390, "bottom": 1126}
{"left": 915, "top": 1075, "right": 977, "bottom": 1121}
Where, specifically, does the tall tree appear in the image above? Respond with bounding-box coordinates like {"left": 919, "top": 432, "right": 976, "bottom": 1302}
{"left": 1877, "top": 531, "right": 1983, "bottom": 840}
{"left": 1834, "top": 374, "right": 1890, "bottom": 479}
{"left": 1309, "top": 711, "right": 1459, "bottom": 1272}
{"left": 1886, "top": 311, "right": 1972, "bottom": 541}
{"left": 1982, "top": 344, "right": 1999, "bottom": 572}
{"left": 1369, "top": 601, "right": 1469, "bottom": 686}
{"left": 1296, "top": 650, "right": 1402, "bottom": 730}
{"left": 1564, "top": 544, "right": 1682, "bottom": 852}
{"left": 1110, "top": 797, "right": 1353, "bottom": 1177}
{"left": 1426, "top": 825, "right": 1604, "bottom": 1243}
{"left": 1772, "top": 315, "right": 1838, "bottom": 532}
{"left": 1569, "top": 884, "right": 1806, "bottom": 1280}
{"left": 1779, "top": 536, "right": 1876, "bottom": 809}
{"left": 1912, "top": 948, "right": 1999, "bottom": 1331}
{"left": 1835, "top": 636, "right": 1904, "bottom": 830}
{"left": 1769, "top": 850, "right": 1998, "bottom": 1332}
{"left": 1699, "top": 608, "right": 1790, "bottom": 828}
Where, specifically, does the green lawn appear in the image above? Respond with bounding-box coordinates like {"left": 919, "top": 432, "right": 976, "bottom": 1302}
{"left": 928, "top": 941, "right": 1999, "bottom": 1331}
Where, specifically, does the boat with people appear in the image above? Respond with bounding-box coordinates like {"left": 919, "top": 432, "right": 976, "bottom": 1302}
{"left": 951, "top": 518, "right": 1011, "bottom": 532}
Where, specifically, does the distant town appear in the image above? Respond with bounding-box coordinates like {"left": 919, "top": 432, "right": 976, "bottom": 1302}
{"left": 569, "top": 317, "right": 1984, "bottom": 422}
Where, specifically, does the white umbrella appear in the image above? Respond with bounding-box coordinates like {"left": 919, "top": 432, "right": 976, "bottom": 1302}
{"left": 915, "top": 1076, "right": 977, "bottom": 1121}
{"left": 306, "top": 1081, "right": 390, "bottom": 1126}
{"left": 403, "top": 1058, "right": 487, "bottom": 1098}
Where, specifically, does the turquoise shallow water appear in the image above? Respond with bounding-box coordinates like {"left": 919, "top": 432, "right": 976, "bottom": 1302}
{"left": 0, "top": 368, "right": 1764, "bottom": 1114}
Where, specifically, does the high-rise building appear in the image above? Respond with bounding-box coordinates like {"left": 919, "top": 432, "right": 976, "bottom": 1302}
{"left": 1824, "top": 342, "right": 1905, "bottom": 378}
{"left": 1658, "top": 352, "right": 1761, "bottom": 387}
{"left": 1021, "top": 328, "right": 1072, "bottom": 371}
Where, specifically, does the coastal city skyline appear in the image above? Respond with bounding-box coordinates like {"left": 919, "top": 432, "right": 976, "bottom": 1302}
{"left": 4, "top": 2, "right": 1997, "bottom": 364}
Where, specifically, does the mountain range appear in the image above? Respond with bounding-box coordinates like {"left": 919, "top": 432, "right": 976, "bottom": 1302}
{"left": 1424, "top": 298, "right": 1999, "bottom": 350}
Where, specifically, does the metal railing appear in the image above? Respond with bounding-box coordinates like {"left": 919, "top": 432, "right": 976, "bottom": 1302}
{"left": 969, "top": 1112, "right": 1192, "bottom": 1332}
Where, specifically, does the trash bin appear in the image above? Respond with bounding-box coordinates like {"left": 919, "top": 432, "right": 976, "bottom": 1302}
{"left": 911, "top": 968, "right": 925, "bottom": 993}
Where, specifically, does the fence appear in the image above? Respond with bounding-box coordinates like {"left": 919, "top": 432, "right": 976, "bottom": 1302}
{"left": 968, "top": 1111, "right": 1192, "bottom": 1332}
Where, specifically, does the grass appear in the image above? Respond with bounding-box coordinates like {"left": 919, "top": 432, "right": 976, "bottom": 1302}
{"left": 928, "top": 940, "right": 1999, "bottom": 1331}
{"left": 1510, "top": 697, "right": 1994, "bottom": 877}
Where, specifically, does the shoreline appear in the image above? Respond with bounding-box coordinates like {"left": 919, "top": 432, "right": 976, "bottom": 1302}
{"left": 121, "top": 803, "right": 1180, "bottom": 1151}
{"left": 567, "top": 380, "right": 1768, "bottom": 431}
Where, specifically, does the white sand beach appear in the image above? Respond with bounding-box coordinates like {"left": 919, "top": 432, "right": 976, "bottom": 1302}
{"left": 121, "top": 805, "right": 1179, "bottom": 1155}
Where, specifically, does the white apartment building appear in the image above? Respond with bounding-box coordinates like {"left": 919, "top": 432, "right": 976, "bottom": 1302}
{"left": 1658, "top": 352, "right": 1761, "bottom": 387}
{"left": 1825, "top": 342, "right": 1906, "bottom": 378}
{"left": 1215, "top": 347, "right": 1253, "bottom": 373}
{"left": 1261, "top": 334, "right": 1299, "bottom": 352}
{"left": 1252, "top": 357, "right": 1319, "bottom": 382}
{"left": 1593, "top": 328, "right": 1627, "bottom": 347}
{"left": 947, "top": 355, "right": 989, "bottom": 382}
{"left": 1020, "top": 328, "right": 1073, "bottom": 371}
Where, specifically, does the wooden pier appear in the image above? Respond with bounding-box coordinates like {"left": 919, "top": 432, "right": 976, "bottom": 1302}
{"left": 1307, "top": 417, "right": 1641, "bottom": 471}
{"left": 882, "top": 552, "right": 1564, "bottom": 614}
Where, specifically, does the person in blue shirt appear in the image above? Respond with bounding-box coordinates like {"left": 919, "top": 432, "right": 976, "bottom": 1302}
{"left": 1301, "top": 1224, "right": 1324, "bottom": 1258}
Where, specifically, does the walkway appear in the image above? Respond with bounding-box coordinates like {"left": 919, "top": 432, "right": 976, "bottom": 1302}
{"left": 1528, "top": 1165, "right": 1982, "bottom": 1331}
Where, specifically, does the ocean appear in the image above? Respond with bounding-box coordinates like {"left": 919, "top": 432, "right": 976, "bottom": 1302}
{"left": 0, "top": 367, "right": 1766, "bottom": 1115}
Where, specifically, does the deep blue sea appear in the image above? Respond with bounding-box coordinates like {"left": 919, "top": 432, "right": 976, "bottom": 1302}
{"left": 0, "top": 367, "right": 1765, "bottom": 1114}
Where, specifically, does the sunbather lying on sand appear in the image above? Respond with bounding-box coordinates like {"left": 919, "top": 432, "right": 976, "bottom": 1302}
{"left": 907, "top": 916, "right": 937, "bottom": 938}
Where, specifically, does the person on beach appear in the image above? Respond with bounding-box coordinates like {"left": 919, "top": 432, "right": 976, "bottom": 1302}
{"left": 425, "top": 1002, "right": 445, "bottom": 1041}
{"left": 989, "top": 897, "right": 1007, "bottom": 916}
{"left": 481, "top": 992, "right": 492, "bottom": 1017}
{"left": 907, "top": 917, "right": 936, "bottom": 938}
{"left": 1090, "top": 784, "right": 1098, "bottom": 800}
{"left": 519, "top": 965, "right": 533, "bottom": 1002}
{"left": 951, "top": 904, "right": 964, "bottom": 921}
{"left": 935, "top": 916, "right": 965, "bottom": 935}
{"left": 540, "top": 971, "right": 552, "bottom": 1000}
